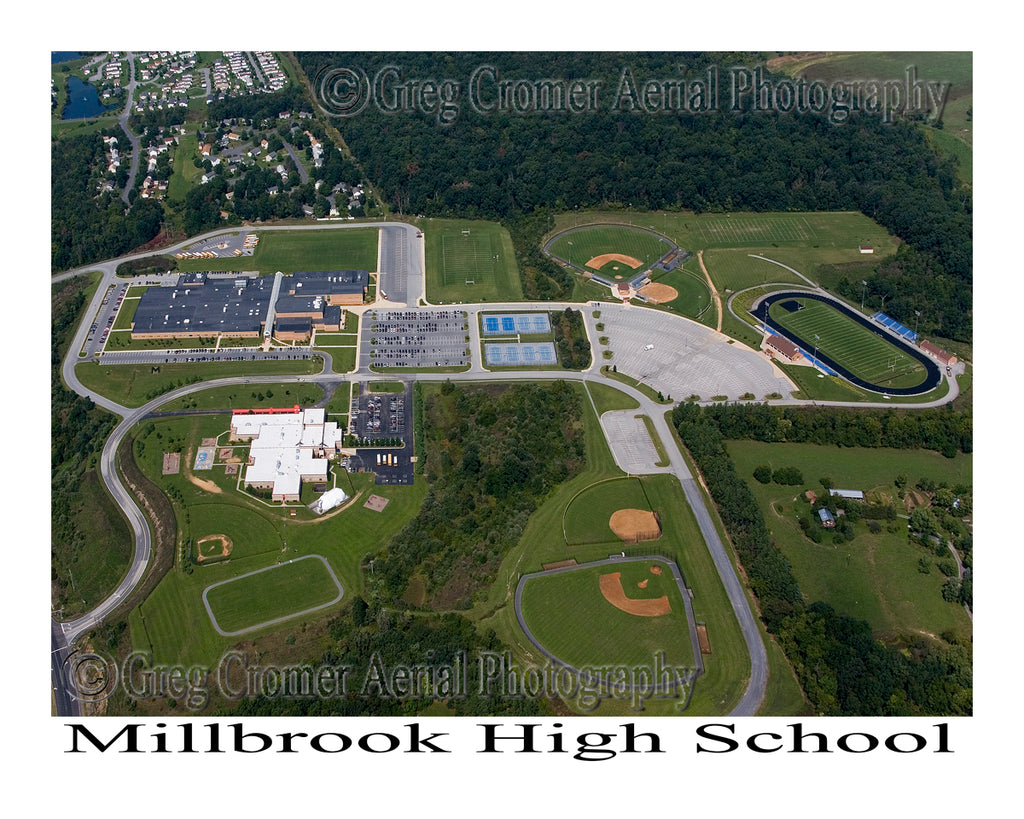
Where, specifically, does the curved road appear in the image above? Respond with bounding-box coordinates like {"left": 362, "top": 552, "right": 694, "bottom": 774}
{"left": 52, "top": 219, "right": 956, "bottom": 716}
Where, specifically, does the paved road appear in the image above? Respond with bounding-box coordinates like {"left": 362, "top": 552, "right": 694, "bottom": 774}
{"left": 118, "top": 52, "right": 140, "bottom": 205}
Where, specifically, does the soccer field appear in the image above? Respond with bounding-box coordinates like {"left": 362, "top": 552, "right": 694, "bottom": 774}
{"left": 768, "top": 297, "right": 927, "bottom": 388}
{"left": 440, "top": 231, "right": 500, "bottom": 286}
{"left": 424, "top": 219, "right": 522, "bottom": 302}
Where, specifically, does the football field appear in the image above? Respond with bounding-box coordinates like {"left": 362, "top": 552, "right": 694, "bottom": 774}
{"left": 768, "top": 297, "right": 927, "bottom": 388}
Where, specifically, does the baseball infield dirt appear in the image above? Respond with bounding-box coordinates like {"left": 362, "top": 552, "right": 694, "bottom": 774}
{"left": 637, "top": 282, "right": 679, "bottom": 304}
{"left": 196, "top": 534, "right": 233, "bottom": 562}
{"left": 609, "top": 509, "right": 662, "bottom": 542}
{"left": 599, "top": 572, "right": 671, "bottom": 616}
{"left": 586, "top": 253, "right": 643, "bottom": 270}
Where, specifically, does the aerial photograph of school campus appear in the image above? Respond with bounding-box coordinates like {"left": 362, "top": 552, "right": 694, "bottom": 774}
{"left": 51, "top": 51, "right": 973, "bottom": 719}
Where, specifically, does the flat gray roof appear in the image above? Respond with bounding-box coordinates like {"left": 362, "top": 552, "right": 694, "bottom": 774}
{"left": 133, "top": 276, "right": 273, "bottom": 335}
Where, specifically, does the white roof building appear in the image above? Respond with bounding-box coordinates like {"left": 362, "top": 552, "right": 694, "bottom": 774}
{"left": 230, "top": 408, "right": 342, "bottom": 500}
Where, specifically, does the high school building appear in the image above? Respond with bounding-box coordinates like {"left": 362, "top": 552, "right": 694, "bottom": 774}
{"left": 130, "top": 270, "right": 366, "bottom": 341}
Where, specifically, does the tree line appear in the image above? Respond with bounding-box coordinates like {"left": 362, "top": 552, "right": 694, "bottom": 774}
{"left": 698, "top": 401, "right": 971, "bottom": 458}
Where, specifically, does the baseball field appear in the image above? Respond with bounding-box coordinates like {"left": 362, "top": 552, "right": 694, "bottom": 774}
{"left": 547, "top": 225, "right": 673, "bottom": 274}
{"left": 519, "top": 561, "right": 695, "bottom": 670}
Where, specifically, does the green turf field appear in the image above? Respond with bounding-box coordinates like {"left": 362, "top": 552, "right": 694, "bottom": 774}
{"left": 767, "top": 297, "right": 928, "bottom": 389}
{"left": 203, "top": 556, "right": 343, "bottom": 634}
{"left": 548, "top": 225, "right": 672, "bottom": 271}
{"left": 173, "top": 228, "right": 379, "bottom": 275}
{"left": 520, "top": 561, "right": 695, "bottom": 670}
{"left": 727, "top": 440, "right": 973, "bottom": 641}
{"left": 423, "top": 218, "right": 522, "bottom": 303}
{"left": 562, "top": 477, "right": 654, "bottom": 545}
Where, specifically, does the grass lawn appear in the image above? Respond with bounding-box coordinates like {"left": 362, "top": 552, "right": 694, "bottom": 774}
{"left": 423, "top": 218, "right": 522, "bottom": 303}
{"left": 74, "top": 357, "right": 322, "bottom": 407}
{"left": 189, "top": 502, "right": 282, "bottom": 561}
{"left": 548, "top": 225, "right": 674, "bottom": 271}
{"left": 520, "top": 561, "right": 695, "bottom": 670}
{"left": 156, "top": 382, "right": 322, "bottom": 411}
{"left": 204, "top": 556, "right": 342, "bottom": 634}
{"left": 173, "top": 228, "right": 379, "bottom": 275}
{"left": 167, "top": 134, "right": 200, "bottom": 201}
{"left": 326, "top": 383, "right": 352, "bottom": 414}
{"left": 317, "top": 344, "right": 357, "bottom": 373}
{"left": 726, "top": 440, "right": 972, "bottom": 641}
{"left": 585, "top": 381, "right": 639, "bottom": 415}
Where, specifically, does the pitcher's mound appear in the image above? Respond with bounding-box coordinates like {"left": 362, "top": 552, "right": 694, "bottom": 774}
{"left": 609, "top": 509, "right": 662, "bottom": 542}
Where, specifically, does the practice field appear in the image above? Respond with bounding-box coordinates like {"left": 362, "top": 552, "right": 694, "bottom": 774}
{"left": 562, "top": 477, "right": 654, "bottom": 546}
{"left": 202, "top": 555, "right": 343, "bottom": 636}
{"left": 173, "top": 229, "right": 379, "bottom": 275}
{"left": 519, "top": 562, "right": 694, "bottom": 670}
{"left": 764, "top": 295, "right": 931, "bottom": 391}
{"left": 548, "top": 225, "right": 673, "bottom": 272}
{"left": 424, "top": 219, "right": 522, "bottom": 303}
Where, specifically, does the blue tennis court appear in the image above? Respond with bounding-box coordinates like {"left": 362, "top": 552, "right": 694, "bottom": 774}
{"left": 481, "top": 312, "right": 552, "bottom": 336}
{"left": 485, "top": 342, "right": 557, "bottom": 366}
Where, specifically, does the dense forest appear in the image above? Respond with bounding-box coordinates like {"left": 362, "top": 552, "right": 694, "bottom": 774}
{"left": 671, "top": 401, "right": 972, "bottom": 715}
{"left": 371, "top": 381, "right": 586, "bottom": 610}
{"left": 696, "top": 401, "right": 972, "bottom": 457}
{"left": 51, "top": 132, "right": 165, "bottom": 271}
{"left": 297, "top": 52, "right": 972, "bottom": 340}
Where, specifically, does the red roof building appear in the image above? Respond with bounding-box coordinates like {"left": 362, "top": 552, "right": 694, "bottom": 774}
{"left": 765, "top": 335, "right": 803, "bottom": 362}
{"left": 920, "top": 340, "right": 957, "bottom": 365}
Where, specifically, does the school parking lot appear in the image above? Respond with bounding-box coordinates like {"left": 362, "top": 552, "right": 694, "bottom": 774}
{"left": 360, "top": 308, "right": 470, "bottom": 370}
